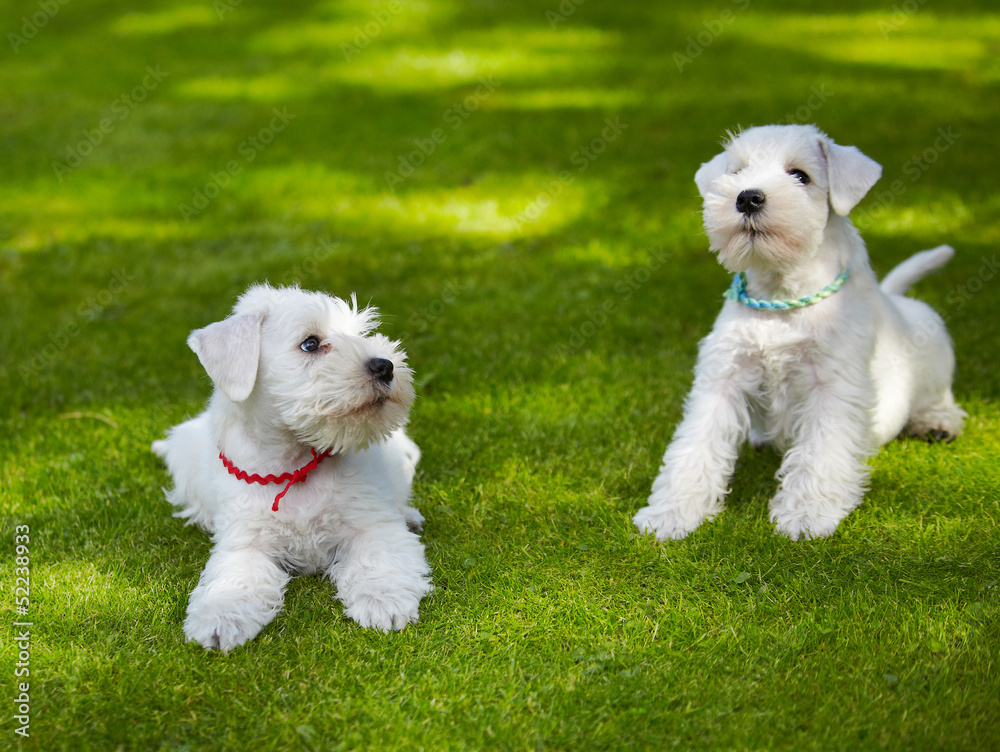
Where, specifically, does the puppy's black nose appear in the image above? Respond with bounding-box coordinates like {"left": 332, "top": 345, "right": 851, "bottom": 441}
{"left": 367, "top": 358, "right": 394, "bottom": 384}
{"left": 736, "top": 189, "right": 766, "bottom": 215}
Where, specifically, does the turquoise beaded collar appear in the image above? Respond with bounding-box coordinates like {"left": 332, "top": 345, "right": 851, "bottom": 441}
{"left": 724, "top": 268, "right": 851, "bottom": 310}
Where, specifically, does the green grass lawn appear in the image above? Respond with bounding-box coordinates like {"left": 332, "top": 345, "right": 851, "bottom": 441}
{"left": 2, "top": 0, "right": 999, "bottom": 749}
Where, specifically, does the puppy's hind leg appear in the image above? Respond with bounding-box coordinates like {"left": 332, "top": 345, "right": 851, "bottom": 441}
{"left": 908, "top": 387, "right": 966, "bottom": 442}
{"left": 634, "top": 357, "right": 752, "bottom": 541}
{"left": 893, "top": 296, "right": 966, "bottom": 442}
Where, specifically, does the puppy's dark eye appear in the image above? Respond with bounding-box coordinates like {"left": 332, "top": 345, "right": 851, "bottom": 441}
{"left": 300, "top": 336, "right": 321, "bottom": 353}
{"left": 788, "top": 169, "right": 811, "bottom": 185}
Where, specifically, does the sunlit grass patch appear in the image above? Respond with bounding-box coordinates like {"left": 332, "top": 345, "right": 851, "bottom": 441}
{"left": 325, "top": 26, "right": 619, "bottom": 91}
{"left": 111, "top": 6, "right": 220, "bottom": 37}
{"left": 230, "top": 166, "right": 599, "bottom": 239}
{"left": 732, "top": 13, "right": 1000, "bottom": 80}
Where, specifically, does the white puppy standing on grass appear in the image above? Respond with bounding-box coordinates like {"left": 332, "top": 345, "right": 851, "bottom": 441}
{"left": 152, "top": 284, "right": 431, "bottom": 651}
{"left": 634, "top": 124, "right": 965, "bottom": 542}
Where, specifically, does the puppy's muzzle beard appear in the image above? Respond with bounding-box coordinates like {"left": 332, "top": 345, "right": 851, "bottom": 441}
{"left": 705, "top": 184, "right": 816, "bottom": 275}
{"left": 704, "top": 189, "right": 770, "bottom": 273}
{"left": 277, "top": 352, "right": 415, "bottom": 455}
{"left": 325, "top": 357, "right": 412, "bottom": 418}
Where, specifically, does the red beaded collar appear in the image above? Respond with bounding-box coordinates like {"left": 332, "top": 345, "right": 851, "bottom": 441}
{"left": 219, "top": 448, "right": 333, "bottom": 511}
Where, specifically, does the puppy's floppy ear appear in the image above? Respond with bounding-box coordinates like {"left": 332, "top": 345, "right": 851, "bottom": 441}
{"left": 820, "top": 137, "right": 882, "bottom": 216}
{"left": 694, "top": 151, "right": 730, "bottom": 198}
{"left": 187, "top": 312, "right": 263, "bottom": 402}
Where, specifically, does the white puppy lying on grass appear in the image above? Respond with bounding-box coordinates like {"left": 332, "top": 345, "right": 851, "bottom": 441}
{"left": 634, "top": 124, "right": 965, "bottom": 542}
{"left": 153, "top": 284, "right": 431, "bottom": 651}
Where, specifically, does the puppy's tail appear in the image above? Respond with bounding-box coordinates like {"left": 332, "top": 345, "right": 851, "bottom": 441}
{"left": 879, "top": 245, "right": 955, "bottom": 296}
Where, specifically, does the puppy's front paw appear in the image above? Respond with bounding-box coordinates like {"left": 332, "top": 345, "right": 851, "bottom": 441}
{"left": 184, "top": 582, "right": 284, "bottom": 651}
{"left": 184, "top": 604, "right": 270, "bottom": 652}
{"left": 343, "top": 592, "right": 421, "bottom": 632}
{"left": 771, "top": 516, "right": 839, "bottom": 541}
{"left": 633, "top": 505, "right": 701, "bottom": 541}
{"left": 337, "top": 566, "right": 432, "bottom": 633}
{"left": 769, "top": 493, "right": 844, "bottom": 541}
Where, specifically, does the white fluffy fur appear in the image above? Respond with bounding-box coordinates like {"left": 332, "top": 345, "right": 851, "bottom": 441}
{"left": 634, "top": 124, "right": 965, "bottom": 541}
{"left": 152, "top": 284, "right": 431, "bottom": 651}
